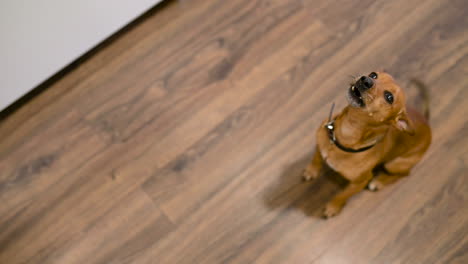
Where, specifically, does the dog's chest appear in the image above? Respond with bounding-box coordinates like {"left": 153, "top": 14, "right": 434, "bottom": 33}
{"left": 318, "top": 140, "right": 345, "bottom": 172}
{"left": 316, "top": 126, "right": 375, "bottom": 178}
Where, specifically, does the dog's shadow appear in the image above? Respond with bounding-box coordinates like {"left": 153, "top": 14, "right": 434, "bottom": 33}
{"left": 262, "top": 152, "right": 349, "bottom": 218}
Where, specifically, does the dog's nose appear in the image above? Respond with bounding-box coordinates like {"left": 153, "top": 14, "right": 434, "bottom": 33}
{"left": 359, "top": 76, "right": 374, "bottom": 90}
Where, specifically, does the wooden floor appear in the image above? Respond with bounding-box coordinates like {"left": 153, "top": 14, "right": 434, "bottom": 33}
{"left": 1, "top": 0, "right": 467, "bottom": 263}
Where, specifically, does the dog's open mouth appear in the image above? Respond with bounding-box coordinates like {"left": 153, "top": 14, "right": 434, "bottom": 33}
{"left": 347, "top": 85, "right": 365, "bottom": 107}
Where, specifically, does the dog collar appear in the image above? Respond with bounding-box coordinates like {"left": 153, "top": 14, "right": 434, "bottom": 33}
{"left": 325, "top": 102, "right": 375, "bottom": 153}
{"left": 325, "top": 120, "right": 375, "bottom": 153}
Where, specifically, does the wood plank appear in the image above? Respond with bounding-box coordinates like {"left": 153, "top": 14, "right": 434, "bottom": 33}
{"left": 0, "top": 0, "right": 467, "bottom": 263}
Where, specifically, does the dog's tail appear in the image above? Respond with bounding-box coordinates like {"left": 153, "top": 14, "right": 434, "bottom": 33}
{"left": 409, "top": 79, "right": 430, "bottom": 120}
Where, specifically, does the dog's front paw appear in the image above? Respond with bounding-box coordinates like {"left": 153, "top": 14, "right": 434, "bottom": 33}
{"left": 367, "top": 179, "right": 384, "bottom": 192}
{"left": 302, "top": 167, "right": 318, "bottom": 181}
{"left": 323, "top": 202, "right": 344, "bottom": 219}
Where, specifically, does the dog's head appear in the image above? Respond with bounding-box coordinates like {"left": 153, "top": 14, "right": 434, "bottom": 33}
{"left": 346, "top": 71, "right": 414, "bottom": 134}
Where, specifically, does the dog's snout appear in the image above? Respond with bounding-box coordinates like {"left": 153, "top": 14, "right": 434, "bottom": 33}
{"left": 359, "top": 76, "right": 374, "bottom": 90}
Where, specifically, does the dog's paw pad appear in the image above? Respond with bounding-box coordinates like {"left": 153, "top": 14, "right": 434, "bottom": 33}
{"left": 368, "top": 181, "right": 383, "bottom": 192}
{"left": 302, "top": 169, "right": 317, "bottom": 181}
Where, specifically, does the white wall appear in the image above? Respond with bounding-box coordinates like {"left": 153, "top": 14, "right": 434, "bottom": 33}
{"left": 0, "top": 0, "right": 163, "bottom": 110}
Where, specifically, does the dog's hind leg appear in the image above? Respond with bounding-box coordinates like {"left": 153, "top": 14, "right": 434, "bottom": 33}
{"left": 368, "top": 153, "right": 424, "bottom": 191}
{"left": 368, "top": 171, "right": 406, "bottom": 191}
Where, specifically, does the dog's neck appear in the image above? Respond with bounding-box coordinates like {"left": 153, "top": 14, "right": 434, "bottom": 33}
{"left": 333, "top": 106, "right": 388, "bottom": 148}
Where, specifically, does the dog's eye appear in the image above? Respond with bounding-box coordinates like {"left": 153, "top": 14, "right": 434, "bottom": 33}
{"left": 369, "top": 72, "right": 378, "bottom": 79}
{"left": 384, "top": 90, "right": 394, "bottom": 104}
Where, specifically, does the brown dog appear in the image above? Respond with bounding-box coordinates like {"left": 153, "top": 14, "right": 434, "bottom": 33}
{"left": 303, "top": 71, "right": 431, "bottom": 218}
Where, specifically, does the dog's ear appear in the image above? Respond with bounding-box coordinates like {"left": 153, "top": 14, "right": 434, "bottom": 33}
{"left": 392, "top": 111, "right": 415, "bottom": 135}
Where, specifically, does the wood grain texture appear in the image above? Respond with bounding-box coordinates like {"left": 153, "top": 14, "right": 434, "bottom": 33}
{"left": 1, "top": 0, "right": 467, "bottom": 263}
